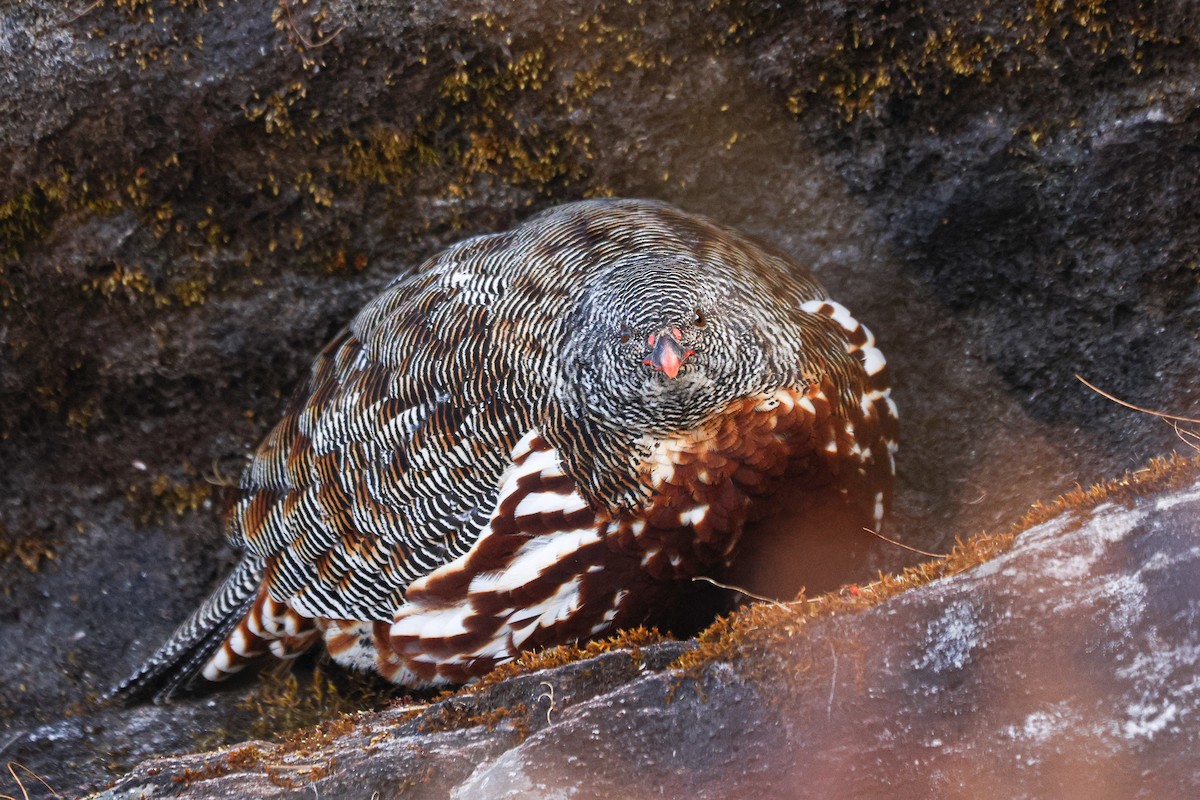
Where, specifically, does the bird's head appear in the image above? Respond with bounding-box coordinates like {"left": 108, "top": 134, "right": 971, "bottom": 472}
{"left": 559, "top": 252, "right": 803, "bottom": 437}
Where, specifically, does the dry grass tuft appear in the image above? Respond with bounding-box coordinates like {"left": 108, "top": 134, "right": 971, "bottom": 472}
{"left": 458, "top": 626, "right": 669, "bottom": 696}
{"left": 225, "top": 665, "right": 398, "bottom": 754}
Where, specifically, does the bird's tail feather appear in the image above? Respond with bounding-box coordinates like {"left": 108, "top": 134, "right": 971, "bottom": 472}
{"left": 109, "top": 556, "right": 264, "bottom": 705}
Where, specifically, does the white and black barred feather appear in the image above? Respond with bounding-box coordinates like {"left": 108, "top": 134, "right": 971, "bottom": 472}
{"left": 112, "top": 557, "right": 264, "bottom": 704}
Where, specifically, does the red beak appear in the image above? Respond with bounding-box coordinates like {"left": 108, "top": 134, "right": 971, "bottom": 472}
{"left": 644, "top": 331, "right": 691, "bottom": 379}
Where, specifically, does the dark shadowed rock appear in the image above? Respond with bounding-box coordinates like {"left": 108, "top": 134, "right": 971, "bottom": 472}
{"left": 2, "top": 0, "right": 1198, "bottom": 796}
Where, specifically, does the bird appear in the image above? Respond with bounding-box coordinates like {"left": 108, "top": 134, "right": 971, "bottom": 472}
{"left": 112, "top": 198, "right": 898, "bottom": 702}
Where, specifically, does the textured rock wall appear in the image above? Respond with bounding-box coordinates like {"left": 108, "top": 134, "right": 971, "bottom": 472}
{"left": 1, "top": 0, "right": 1197, "bottom": 796}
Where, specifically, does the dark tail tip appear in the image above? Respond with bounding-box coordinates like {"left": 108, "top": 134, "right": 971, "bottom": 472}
{"left": 109, "top": 557, "right": 264, "bottom": 705}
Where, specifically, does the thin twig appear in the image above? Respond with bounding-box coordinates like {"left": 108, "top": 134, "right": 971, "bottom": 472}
{"left": 825, "top": 639, "right": 838, "bottom": 720}
{"left": 537, "top": 681, "right": 556, "bottom": 725}
{"left": 860, "top": 527, "right": 947, "bottom": 559}
{"left": 690, "top": 576, "right": 794, "bottom": 608}
{"left": 281, "top": 0, "right": 344, "bottom": 49}
{"left": 1076, "top": 374, "right": 1200, "bottom": 424}
{"left": 0, "top": 737, "right": 20, "bottom": 763}
{"left": 205, "top": 459, "right": 237, "bottom": 488}
{"left": 1, "top": 762, "right": 61, "bottom": 800}
{"left": 66, "top": 1, "right": 101, "bottom": 24}
{"left": 1172, "top": 422, "right": 1200, "bottom": 452}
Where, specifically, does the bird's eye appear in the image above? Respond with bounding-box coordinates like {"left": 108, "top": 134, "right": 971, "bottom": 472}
{"left": 618, "top": 325, "right": 632, "bottom": 343}
{"left": 693, "top": 309, "right": 706, "bottom": 327}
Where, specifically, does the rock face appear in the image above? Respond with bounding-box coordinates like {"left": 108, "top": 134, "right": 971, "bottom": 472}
{"left": 2, "top": 0, "right": 1199, "bottom": 796}
{"left": 94, "top": 468, "right": 1200, "bottom": 799}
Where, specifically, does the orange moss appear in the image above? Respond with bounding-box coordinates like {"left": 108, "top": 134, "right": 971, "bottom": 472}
{"left": 169, "top": 743, "right": 266, "bottom": 787}
{"left": 263, "top": 761, "right": 333, "bottom": 789}
{"left": 1014, "top": 450, "right": 1199, "bottom": 530}
{"left": 784, "top": 0, "right": 1182, "bottom": 121}
{"left": 418, "top": 701, "right": 532, "bottom": 739}
{"left": 241, "top": 666, "right": 396, "bottom": 746}
{"left": 125, "top": 470, "right": 213, "bottom": 524}
{"left": 461, "top": 626, "right": 668, "bottom": 696}
{"left": 0, "top": 522, "right": 57, "bottom": 574}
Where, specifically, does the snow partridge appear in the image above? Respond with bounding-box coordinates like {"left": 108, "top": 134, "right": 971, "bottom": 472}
{"left": 114, "top": 198, "right": 898, "bottom": 701}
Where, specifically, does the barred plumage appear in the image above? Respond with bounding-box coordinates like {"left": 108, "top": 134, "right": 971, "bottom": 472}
{"left": 113, "top": 198, "right": 898, "bottom": 702}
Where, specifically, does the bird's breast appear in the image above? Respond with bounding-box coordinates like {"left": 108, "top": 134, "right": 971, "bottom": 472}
{"left": 609, "top": 382, "right": 846, "bottom": 581}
